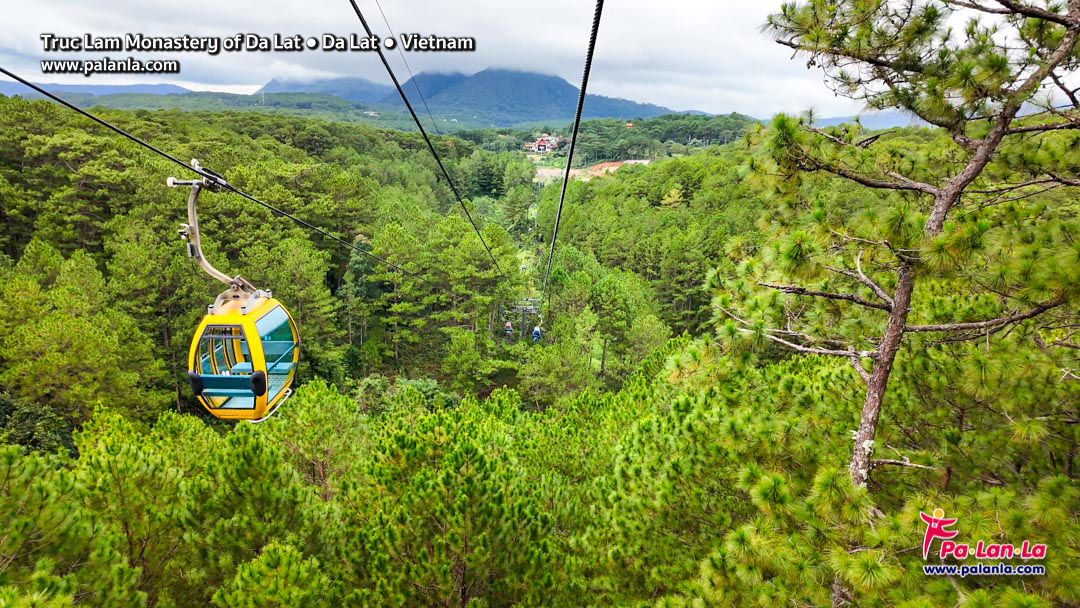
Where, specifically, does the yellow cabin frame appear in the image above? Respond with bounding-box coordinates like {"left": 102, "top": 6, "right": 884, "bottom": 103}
{"left": 187, "top": 296, "right": 299, "bottom": 422}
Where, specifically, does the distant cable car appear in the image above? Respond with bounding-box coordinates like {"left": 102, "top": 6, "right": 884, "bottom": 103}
{"left": 170, "top": 161, "right": 299, "bottom": 422}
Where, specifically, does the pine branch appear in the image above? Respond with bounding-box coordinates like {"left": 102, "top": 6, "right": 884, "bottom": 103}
{"left": 825, "top": 251, "right": 895, "bottom": 307}
{"left": 944, "top": 0, "right": 1079, "bottom": 26}
{"left": 870, "top": 459, "right": 938, "bottom": 471}
{"left": 856, "top": 133, "right": 885, "bottom": 148}
{"left": 1005, "top": 119, "right": 1080, "bottom": 135}
{"left": 1047, "top": 172, "right": 1080, "bottom": 187}
{"left": 941, "top": 0, "right": 1011, "bottom": 15}
{"left": 850, "top": 354, "right": 871, "bottom": 383}
{"left": 906, "top": 296, "right": 1068, "bottom": 332}
{"left": 758, "top": 331, "right": 867, "bottom": 358}
{"left": 886, "top": 169, "right": 942, "bottom": 194}
{"left": 829, "top": 229, "right": 917, "bottom": 263}
{"left": 807, "top": 126, "right": 851, "bottom": 147}
{"left": 774, "top": 38, "right": 927, "bottom": 75}
{"left": 919, "top": 324, "right": 1012, "bottom": 346}
{"left": 966, "top": 177, "right": 1060, "bottom": 194}
{"left": 803, "top": 158, "right": 941, "bottom": 195}
{"left": 803, "top": 124, "right": 891, "bottom": 151}
{"left": 759, "top": 282, "right": 893, "bottom": 311}
{"left": 992, "top": 0, "right": 1078, "bottom": 26}
{"left": 717, "top": 305, "right": 875, "bottom": 358}
{"left": 965, "top": 184, "right": 1062, "bottom": 214}
{"left": 855, "top": 250, "right": 894, "bottom": 307}
{"left": 1050, "top": 71, "right": 1080, "bottom": 108}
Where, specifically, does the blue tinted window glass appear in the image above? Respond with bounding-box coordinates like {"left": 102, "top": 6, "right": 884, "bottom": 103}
{"left": 255, "top": 306, "right": 292, "bottom": 341}
{"left": 256, "top": 307, "right": 296, "bottom": 399}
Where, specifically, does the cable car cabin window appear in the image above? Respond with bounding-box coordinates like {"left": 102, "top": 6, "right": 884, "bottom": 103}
{"left": 195, "top": 325, "right": 255, "bottom": 410}
{"left": 254, "top": 305, "right": 297, "bottom": 402}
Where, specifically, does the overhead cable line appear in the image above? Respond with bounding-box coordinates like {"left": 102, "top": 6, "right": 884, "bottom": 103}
{"left": 346, "top": 0, "right": 505, "bottom": 276}
{"left": 0, "top": 65, "right": 441, "bottom": 290}
{"left": 540, "top": 0, "right": 605, "bottom": 311}
{"left": 373, "top": 0, "right": 442, "bottom": 135}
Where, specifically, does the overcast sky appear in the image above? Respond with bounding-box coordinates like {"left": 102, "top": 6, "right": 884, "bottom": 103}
{"left": 0, "top": 0, "right": 867, "bottom": 118}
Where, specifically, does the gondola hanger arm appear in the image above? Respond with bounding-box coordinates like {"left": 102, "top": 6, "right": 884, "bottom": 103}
{"left": 169, "top": 159, "right": 259, "bottom": 295}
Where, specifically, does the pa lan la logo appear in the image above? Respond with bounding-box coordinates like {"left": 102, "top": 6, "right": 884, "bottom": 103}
{"left": 919, "top": 508, "right": 1047, "bottom": 561}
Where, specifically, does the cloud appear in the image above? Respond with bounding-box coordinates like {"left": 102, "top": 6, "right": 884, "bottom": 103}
{"left": 0, "top": 0, "right": 865, "bottom": 118}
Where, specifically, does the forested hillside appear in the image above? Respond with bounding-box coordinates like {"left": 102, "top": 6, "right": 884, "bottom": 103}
{"left": 527, "top": 113, "right": 759, "bottom": 165}
{"left": 0, "top": 94, "right": 684, "bottom": 438}
{"left": 259, "top": 76, "right": 394, "bottom": 103}
{"left": 1, "top": 0, "right": 1079, "bottom": 606}
{"left": 5, "top": 90, "right": 423, "bottom": 131}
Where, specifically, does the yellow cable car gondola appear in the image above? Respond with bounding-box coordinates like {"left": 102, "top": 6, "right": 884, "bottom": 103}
{"left": 169, "top": 161, "right": 299, "bottom": 422}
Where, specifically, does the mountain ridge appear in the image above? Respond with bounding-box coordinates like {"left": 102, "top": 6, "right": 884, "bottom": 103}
{"left": 0, "top": 81, "right": 191, "bottom": 97}
{"left": 382, "top": 72, "right": 467, "bottom": 103}
{"left": 264, "top": 68, "right": 680, "bottom": 126}
{"left": 257, "top": 77, "right": 393, "bottom": 103}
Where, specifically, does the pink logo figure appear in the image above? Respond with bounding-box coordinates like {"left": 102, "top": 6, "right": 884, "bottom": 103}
{"left": 920, "top": 508, "right": 958, "bottom": 559}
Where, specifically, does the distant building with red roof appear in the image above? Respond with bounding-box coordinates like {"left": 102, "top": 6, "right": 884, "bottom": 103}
{"left": 525, "top": 133, "right": 565, "bottom": 153}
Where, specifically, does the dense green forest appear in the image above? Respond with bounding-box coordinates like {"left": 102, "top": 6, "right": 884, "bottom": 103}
{"left": 2, "top": 0, "right": 1080, "bottom": 606}
{"left": 555, "top": 113, "right": 760, "bottom": 164}
{"left": 43, "top": 90, "right": 424, "bottom": 130}
{"left": 456, "top": 113, "right": 761, "bottom": 163}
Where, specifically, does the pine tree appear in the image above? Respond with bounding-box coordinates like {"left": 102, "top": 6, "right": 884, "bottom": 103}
{"left": 706, "top": 4, "right": 1080, "bottom": 603}
{"left": 212, "top": 542, "right": 332, "bottom": 608}
{"left": 735, "top": 0, "right": 1080, "bottom": 488}
{"left": 0, "top": 240, "right": 169, "bottom": 423}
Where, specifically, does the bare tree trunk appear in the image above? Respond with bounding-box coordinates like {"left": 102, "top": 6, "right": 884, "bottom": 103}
{"left": 849, "top": 264, "right": 916, "bottom": 486}
{"left": 600, "top": 337, "right": 608, "bottom": 377}
{"left": 848, "top": 182, "right": 957, "bottom": 487}
{"left": 457, "top": 536, "right": 469, "bottom": 608}
{"left": 165, "top": 324, "right": 181, "bottom": 413}
{"left": 831, "top": 575, "right": 849, "bottom": 607}
{"left": 347, "top": 308, "right": 354, "bottom": 345}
